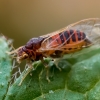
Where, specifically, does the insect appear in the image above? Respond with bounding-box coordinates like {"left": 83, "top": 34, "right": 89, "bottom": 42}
{"left": 9, "top": 18, "right": 100, "bottom": 85}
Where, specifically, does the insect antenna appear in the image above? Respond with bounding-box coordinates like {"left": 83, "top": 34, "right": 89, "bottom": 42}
{"left": 7, "top": 46, "right": 23, "bottom": 55}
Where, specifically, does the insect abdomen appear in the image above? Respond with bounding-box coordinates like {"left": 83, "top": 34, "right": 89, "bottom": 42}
{"left": 63, "top": 30, "right": 86, "bottom": 43}
{"left": 47, "top": 30, "right": 86, "bottom": 48}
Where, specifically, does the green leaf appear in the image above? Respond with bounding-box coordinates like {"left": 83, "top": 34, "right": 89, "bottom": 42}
{"left": 0, "top": 36, "right": 12, "bottom": 100}
{"left": 5, "top": 45, "right": 100, "bottom": 100}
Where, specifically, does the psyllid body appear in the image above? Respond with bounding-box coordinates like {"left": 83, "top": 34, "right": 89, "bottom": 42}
{"left": 9, "top": 18, "right": 100, "bottom": 85}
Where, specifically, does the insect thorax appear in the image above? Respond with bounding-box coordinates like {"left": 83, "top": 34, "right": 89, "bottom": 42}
{"left": 25, "top": 37, "right": 44, "bottom": 50}
{"left": 19, "top": 37, "right": 44, "bottom": 61}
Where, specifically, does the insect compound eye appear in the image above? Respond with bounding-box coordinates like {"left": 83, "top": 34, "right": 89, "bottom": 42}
{"left": 18, "top": 47, "right": 28, "bottom": 56}
{"left": 22, "top": 46, "right": 27, "bottom": 52}
{"left": 17, "top": 47, "right": 29, "bottom": 60}
{"left": 18, "top": 48, "right": 23, "bottom": 56}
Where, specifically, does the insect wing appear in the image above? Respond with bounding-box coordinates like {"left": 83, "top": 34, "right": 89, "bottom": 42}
{"left": 40, "top": 28, "right": 64, "bottom": 39}
{"left": 39, "top": 18, "right": 100, "bottom": 52}
{"left": 67, "top": 18, "right": 100, "bottom": 44}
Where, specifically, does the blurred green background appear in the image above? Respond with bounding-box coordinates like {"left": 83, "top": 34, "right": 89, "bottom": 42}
{"left": 0, "top": 0, "right": 100, "bottom": 48}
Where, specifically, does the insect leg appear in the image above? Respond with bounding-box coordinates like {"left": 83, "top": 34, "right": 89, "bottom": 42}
{"left": 53, "top": 59, "right": 62, "bottom": 71}
{"left": 18, "top": 60, "right": 41, "bottom": 86}
{"left": 44, "top": 64, "right": 51, "bottom": 82}
{"left": 18, "top": 64, "right": 33, "bottom": 86}
{"left": 18, "top": 61, "right": 33, "bottom": 86}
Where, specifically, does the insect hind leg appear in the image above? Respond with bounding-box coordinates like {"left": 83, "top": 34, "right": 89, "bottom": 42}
{"left": 53, "top": 59, "right": 62, "bottom": 71}
{"left": 41, "top": 58, "right": 62, "bottom": 82}
{"left": 42, "top": 62, "right": 51, "bottom": 82}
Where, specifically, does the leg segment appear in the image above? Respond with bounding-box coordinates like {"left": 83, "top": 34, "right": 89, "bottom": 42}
{"left": 18, "top": 65, "right": 33, "bottom": 86}
{"left": 42, "top": 61, "right": 51, "bottom": 82}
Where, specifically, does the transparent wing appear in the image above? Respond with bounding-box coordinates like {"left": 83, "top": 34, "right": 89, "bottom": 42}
{"left": 67, "top": 18, "right": 100, "bottom": 43}
{"left": 39, "top": 18, "right": 100, "bottom": 51}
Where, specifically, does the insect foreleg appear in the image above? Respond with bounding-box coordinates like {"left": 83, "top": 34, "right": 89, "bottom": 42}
{"left": 18, "top": 66, "right": 33, "bottom": 86}
{"left": 18, "top": 60, "right": 34, "bottom": 86}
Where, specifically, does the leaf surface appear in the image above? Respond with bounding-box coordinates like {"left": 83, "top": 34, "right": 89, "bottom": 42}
{"left": 5, "top": 45, "right": 100, "bottom": 100}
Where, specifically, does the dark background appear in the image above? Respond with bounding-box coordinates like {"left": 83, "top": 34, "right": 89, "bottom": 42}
{"left": 0, "top": 0, "right": 100, "bottom": 48}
